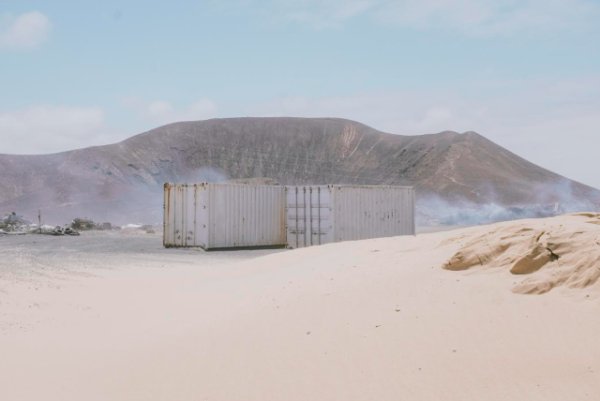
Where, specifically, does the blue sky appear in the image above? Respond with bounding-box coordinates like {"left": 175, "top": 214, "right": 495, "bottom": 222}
{"left": 1, "top": 0, "right": 600, "bottom": 188}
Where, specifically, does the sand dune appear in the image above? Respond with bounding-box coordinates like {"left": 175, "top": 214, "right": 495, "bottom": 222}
{"left": 0, "top": 214, "right": 599, "bottom": 400}
{"left": 443, "top": 213, "right": 600, "bottom": 294}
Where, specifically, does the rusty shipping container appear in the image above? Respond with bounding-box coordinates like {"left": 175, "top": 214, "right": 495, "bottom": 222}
{"left": 163, "top": 183, "right": 286, "bottom": 249}
{"left": 285, "top": 185, "right": 415, "bottom": 248}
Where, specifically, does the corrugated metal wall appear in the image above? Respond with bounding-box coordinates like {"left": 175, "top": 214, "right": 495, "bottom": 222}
{"left": 331, "top": 185, "right": 415, "bottom": 242}
{"left": 206, "top": 183, "right": 286, "bottom": 249}
{"left": 286, "top": 185, "right": 415, "bottom": 248}
{"left": 163, "top": 183, "right": 286, "bottom": 249}
{"left": 165, "top": 183, "right": 415, "bottom": 249}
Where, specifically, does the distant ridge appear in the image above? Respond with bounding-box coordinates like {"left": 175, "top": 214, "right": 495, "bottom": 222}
{"left": 0, "top": 117, "right": 598, "bottom": 224}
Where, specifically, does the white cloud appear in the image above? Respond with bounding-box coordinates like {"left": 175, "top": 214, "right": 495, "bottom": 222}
{"left": 0, "top": 11, "right": 51, "bottom": 49}
{"left": 0, "top": 99, "right": 219, "bottom": 154}
{"left": 255, "top": 0, "right": 600, "bottom": 35}
{"left": 0, "top": 105, "right": 108, "bottom": 154}
{"left": 123, "top": 98, "right": 218, "bottom": 126}
{"left": 244, "top": 75, "right": 600, "bottom": 188}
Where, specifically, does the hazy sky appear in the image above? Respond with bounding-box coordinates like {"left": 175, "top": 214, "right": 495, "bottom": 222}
{"left": 1, "top": 1, "right": 599, "bottom": 188}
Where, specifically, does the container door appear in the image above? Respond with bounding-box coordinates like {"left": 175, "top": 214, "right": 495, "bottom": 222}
{"left": 194, "top": 184, "right": 209, "bottom": 248}
{"left": 163, "top": 183, "right": 176, "bottom": 247}
{"left": 174, "top": 185, "right": 187, "bottom": 247}
{"left": 286, "top": 186, "right": 333, "bottom": 248}
{"left": 163, "top": 183, "right": 209, "bottom": 248}
{"left": 182, "top": 184, "right": 196, "bottom": 246}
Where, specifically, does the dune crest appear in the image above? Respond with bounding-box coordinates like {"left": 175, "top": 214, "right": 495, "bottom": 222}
{"left": 443, "top": 213, "right": 600, "bottom": 294}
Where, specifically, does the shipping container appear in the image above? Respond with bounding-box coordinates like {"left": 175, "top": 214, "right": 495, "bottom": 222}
{"left": 163, "top": 183, "right": 286, "bottom": 249}
{"left": 285, "top": 185, "right": 415, "bottom": 248}
{"left": 164, "top": 183, "right": 415, "bottom": 250}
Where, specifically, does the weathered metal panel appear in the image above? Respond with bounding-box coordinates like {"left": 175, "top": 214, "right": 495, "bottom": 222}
{"left": 163, "top": 183, "right": 286, "bottom": 249}
{"left": 165, "top": 183, "right": 415, "bottom": 250}
{"left": 163, "top": 183, "right": 197, "bottom": 247}
{"left": 286, "top": 185, "right": 415, "bottom": 248}
{"left": 196, "top": 186, "right": 209, "bottom": 248}
{"left": 183, "top": 184, "right": 196, "bottom": 246}
{"left": 331, "top": 185, "right": 415, "bottom": 242}
{"left": 163, "top": 183, "right": 176, "bottom": 247}
{"left": 206, "top": 183, "right": 286, "bottom": 249}
{"left": 285, "top": 186, "right": 334, "bottom": 248}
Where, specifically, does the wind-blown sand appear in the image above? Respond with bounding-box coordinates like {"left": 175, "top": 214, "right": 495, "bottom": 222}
{"left": 0, "top": 214, "right": 599, "bottom": 401}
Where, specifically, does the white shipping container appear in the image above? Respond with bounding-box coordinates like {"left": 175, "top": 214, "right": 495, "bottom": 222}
{"left": 163, "top": 183, "right": 286, "bottom": 249}
{"left": 285, "top": 185, "right": 415, "bottom": 248}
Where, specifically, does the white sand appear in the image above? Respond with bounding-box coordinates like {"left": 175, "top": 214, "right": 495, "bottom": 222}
{"left": 1, "top": 214, "right": 599, "bottom": 401}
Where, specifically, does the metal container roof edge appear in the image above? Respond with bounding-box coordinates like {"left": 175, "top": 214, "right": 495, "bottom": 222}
{"left": 164, "top": 182, "right": 284, "bottom": 188}
{"left": 285, "top": 184, "right": 414, "bottom": 190}
{"left": 165, "top": 183, "right": 414, "bottom": 190}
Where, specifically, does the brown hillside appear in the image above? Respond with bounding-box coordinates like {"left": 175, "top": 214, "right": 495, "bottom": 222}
{"left": 0, "top": 117, "right": 598, "bottom": 224}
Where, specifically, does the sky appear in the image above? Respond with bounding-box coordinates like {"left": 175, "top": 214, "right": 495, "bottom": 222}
{"left": 1, "top": 0, "right": 599, "bottom": 188}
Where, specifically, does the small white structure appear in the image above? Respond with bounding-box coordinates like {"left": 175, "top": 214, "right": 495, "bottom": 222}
{"left": 285, "top": 185, "right": 415, "bottom": 248}
{"left": 163, "top": 183, "right": 415, "bottom": 250}
{"left": 163, "top": 183, "right": 286, "bottom": 249}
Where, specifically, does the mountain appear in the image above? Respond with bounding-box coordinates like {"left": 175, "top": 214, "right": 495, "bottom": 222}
{"left": 1, "top": 117, "right": 598, "bottom": 225}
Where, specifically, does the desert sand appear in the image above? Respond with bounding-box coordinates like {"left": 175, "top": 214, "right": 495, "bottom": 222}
{"left": 1, "top": 214, "right": 599, "bottom": 401}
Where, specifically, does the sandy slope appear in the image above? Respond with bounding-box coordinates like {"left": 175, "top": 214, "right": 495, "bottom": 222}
{"left": 0, "top": 214, "right": 599, "bottom": 401}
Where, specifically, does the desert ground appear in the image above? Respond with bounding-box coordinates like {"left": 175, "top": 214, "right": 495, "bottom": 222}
{"left": 1, "top": 214, "right": 599, "bottom": 401}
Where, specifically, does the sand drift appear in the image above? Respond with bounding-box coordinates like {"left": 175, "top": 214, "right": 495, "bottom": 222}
{"left": 0, "top": 214, "right": 598, "bottom": 401}
{"left": 443, "top": 213, "right": 600, "bottom": 294}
